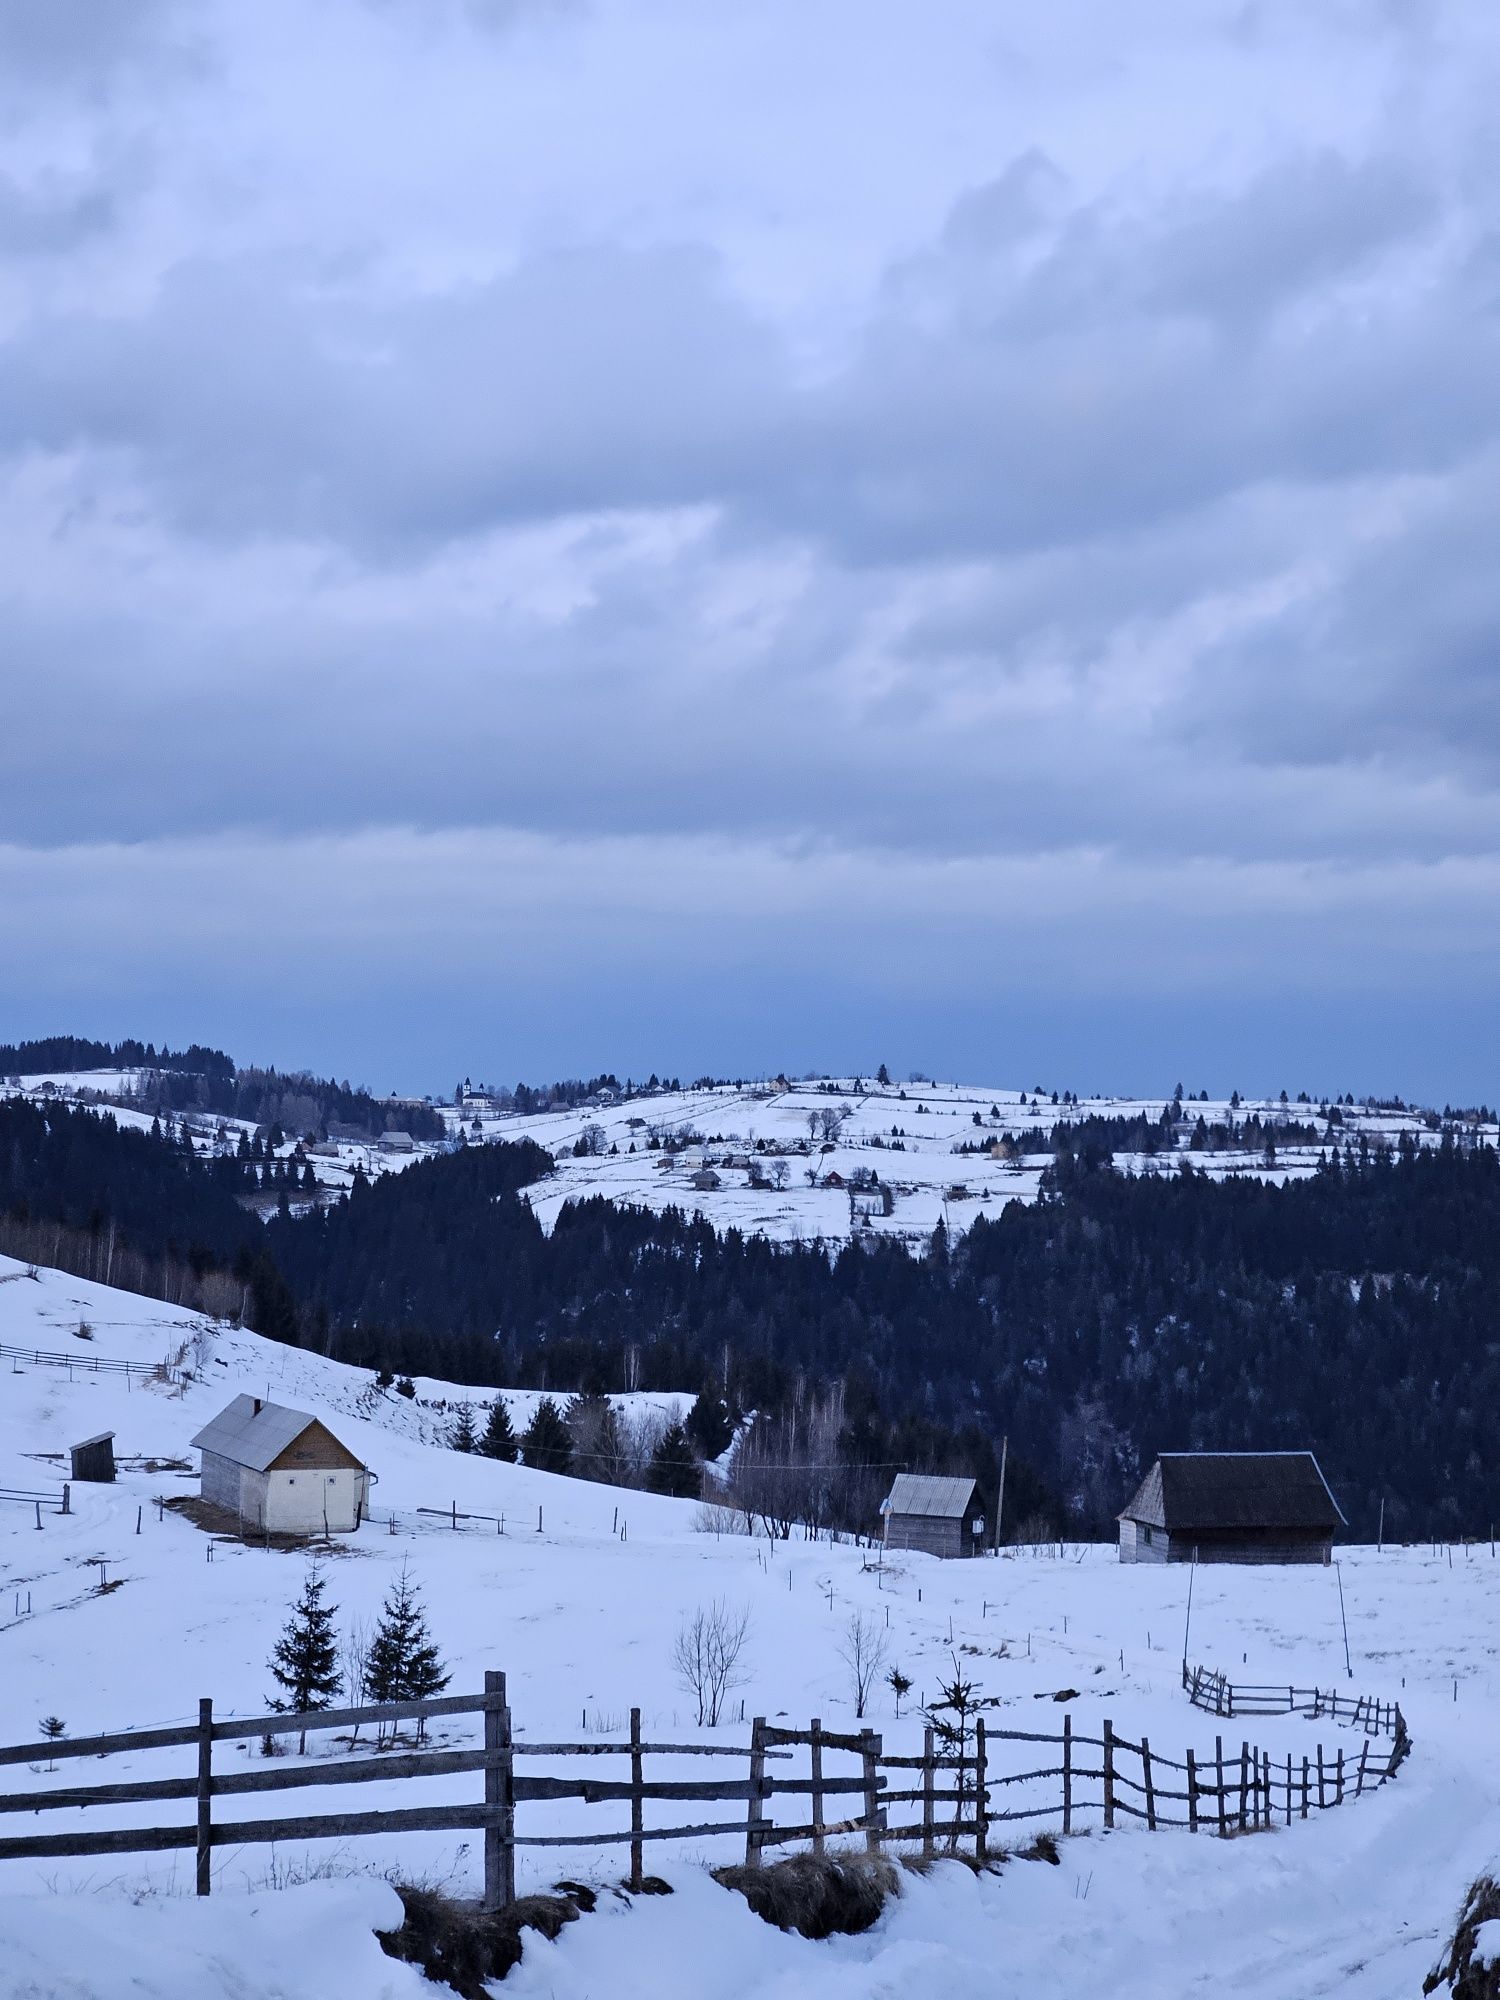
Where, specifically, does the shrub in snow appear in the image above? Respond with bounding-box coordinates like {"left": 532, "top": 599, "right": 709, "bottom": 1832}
{"left": 713, "top": 1853, "right": 898, "bottom": 1940}
{"left": 1426, "top": 1875, "right": 1500, "bottom": 1999}
{"left": 674, "top": 1599, "right": 751, "bottom": 1727}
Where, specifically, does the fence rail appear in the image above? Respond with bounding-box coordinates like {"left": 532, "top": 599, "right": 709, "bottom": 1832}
{"left": 1183, "top": 1662, "right": 1408, "bottom": 1744}
{"left": 0, "top": 1339, "right": 168, "bottom": 1382}
{"left": 0, "top": 1673, "right": 1412, "bottom": 1907}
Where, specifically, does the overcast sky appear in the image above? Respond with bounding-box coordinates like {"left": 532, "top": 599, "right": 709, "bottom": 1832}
{"left": 2, "top": 0, "right": 1496, "bottom": 1101}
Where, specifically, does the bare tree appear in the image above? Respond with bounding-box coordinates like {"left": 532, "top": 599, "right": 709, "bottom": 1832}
{"left": 673, "top": 1600, "right": 751, "bottom": 1727}
{"left": 341, "top": 1615, "right": 373, "bottom": 1742}
{"left": 768, "top": 1158, "right": 791, "bottom": 1190}
{"left": 837, "top": 1611, "right": 889, "bottom": 1719}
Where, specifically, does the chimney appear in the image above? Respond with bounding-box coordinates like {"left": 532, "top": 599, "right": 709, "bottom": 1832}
{"left": 252, "top": 1397, "right": 263, "bottom": 1417}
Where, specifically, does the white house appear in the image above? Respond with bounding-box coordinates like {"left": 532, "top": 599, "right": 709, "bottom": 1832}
{"left": 190, "top": 1395, "right": 372, "bottom": 1534}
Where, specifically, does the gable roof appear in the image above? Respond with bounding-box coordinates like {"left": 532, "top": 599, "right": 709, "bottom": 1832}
{"left": 190, "top": 1395, "right": 365, "bottom": 1475}
{"left": 1119, "top": 1452, "right": 1345, "bottom": 1533}
{"left": 883, "top": 1473, "right": 978, "bottom": 1520}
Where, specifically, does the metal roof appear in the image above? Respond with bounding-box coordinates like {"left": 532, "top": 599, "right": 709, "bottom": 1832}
{"left": 1118, "top": 1452, "right": 1345, "bottom": 1533}
{"left": 883, "top": 1473, "right": 977, "bottom": 1520}
{"left": 190, "top": 1395, "right": 362, "bottom": 1474}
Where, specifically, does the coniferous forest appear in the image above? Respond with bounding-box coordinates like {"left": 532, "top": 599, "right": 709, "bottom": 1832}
{"left": 1, "top": 1093, "right": 1495, "bottom": 1543}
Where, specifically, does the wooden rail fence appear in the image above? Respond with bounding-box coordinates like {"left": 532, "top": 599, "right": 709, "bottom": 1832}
{"left": 0, "top": 1676, "right": 1412, "bottom": 1908}
{"left": 1183, "top": 1662, "right": 1408, "bottom": 1744}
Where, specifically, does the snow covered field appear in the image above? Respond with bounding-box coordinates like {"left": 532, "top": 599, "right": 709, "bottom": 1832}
{"left": 11, "top": 1068, "right": 1492, "bottom": 1253}
{"left": 460, "top": 1077, "right": 1494, "bottom": 1250}
{"left": 1, "top": 1255, "right": 1496, "bottom": 1996}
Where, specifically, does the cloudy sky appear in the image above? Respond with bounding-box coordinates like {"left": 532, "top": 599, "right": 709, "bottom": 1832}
{"left": 2, "top": 0, "right": 1496, "bottom": 1100}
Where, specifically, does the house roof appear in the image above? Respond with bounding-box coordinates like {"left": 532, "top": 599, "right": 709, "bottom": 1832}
{"left": 190, "top": 1395, "right": 364, "bottom": 1475}
{"left": 1118, "top": 1452, "right": 1345, "bottom": 1533}
{"left": 883, "top": 1473, "right": 978, "bottom": 1520}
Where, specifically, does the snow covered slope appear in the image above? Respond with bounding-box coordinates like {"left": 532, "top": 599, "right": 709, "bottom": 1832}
{"left": 457, "top": 1076, "right": 1495, "bottom": 1251}
{"left": 1, "top": 1255, "right": 1497, "bottom": 1997}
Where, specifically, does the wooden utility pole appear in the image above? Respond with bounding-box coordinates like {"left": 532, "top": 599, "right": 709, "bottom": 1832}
{"left": 994, "top": 1436, "right": 1008, "bottom": 1551}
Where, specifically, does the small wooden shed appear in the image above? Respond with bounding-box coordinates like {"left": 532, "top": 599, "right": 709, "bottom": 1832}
{"left": 1117, "top": 1451, "right": 1344, "bottom": 1565}
{"left": 191, "top": 1395, "right": 372, "bottom": 1535}
{"left": 70, "top": 1432, "right": 116, "bottom": 1483}
{"left": 881, "top": 1473, "right": 990, "bottom": 1558}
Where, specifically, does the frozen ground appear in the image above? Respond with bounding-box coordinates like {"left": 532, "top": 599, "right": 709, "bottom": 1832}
{"left": 0, "top": 1256, "right": 1496, "bottom": 1996}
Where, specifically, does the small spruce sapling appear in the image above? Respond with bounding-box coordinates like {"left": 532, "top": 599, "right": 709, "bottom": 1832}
{"left": 887, "top": 1666, "right": 913, "bottom": 1719}
{"left": 268, "top": 1565, "right": 342, "bottom": 1755}
{"left": 448, "top": 1403, "right": 477, "bottom": 1453}
{"left": 366, "top": 1560, "right": 450, "bottom": 1742}
{"left": 38, "top": 1716, "right": 65, "bottom": 1771}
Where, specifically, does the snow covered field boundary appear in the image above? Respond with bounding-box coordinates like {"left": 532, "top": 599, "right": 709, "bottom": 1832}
{"left": 0, "top": 1669, "right": 1414, "bottom": 1897}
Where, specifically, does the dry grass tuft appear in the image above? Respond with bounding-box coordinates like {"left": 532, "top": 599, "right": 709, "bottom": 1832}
{"left": 713, "top": 1852, "right": 899, "bottom": 1940}
{"left": 1425, "top": 1874, "right": 1500, "bottom": 1998}
{"left": 377, "top": 1882, "right": 587, "bottom": 1996}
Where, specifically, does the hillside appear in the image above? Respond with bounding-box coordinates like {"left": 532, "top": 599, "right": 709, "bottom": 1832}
{"left": 0, "top": 1254, "right": 1497, "bottom": 1997}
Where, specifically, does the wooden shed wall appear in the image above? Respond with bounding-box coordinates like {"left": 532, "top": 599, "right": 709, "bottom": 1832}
{"left": 885, "top": 1514, "right": 964, "bottom": 1559}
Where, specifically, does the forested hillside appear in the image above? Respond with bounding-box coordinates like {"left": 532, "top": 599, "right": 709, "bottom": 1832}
{"left": 1, "top": 1095, "right": 1494, "bottom": 1541}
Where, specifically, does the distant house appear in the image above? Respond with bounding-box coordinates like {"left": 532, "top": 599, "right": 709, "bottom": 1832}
{"left": 190, "top": 1396, "right": 372, "bottom": 1535}
{"left": 378, "top": 1130, "right": 415, "bottom": 1153}
{"left": 881, "top": 1473, "right": 990, "bottom": 1559}
{"left": 690, "top": 1168, "right": 722, "bottom": 1191}
{"left": 1117, "top": 1452, "right": 1344, "bottom": 1565}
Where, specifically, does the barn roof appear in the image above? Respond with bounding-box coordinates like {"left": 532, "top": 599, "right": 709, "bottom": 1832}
{"left": 883, "top": 1473, "right": 977, "bottom": 1520}
{"left": 1119, "top": 1452, "right": 1345, "bottom": 1532}
{"left": 190, "top": 1395, "right": 364, "bottom": 1474}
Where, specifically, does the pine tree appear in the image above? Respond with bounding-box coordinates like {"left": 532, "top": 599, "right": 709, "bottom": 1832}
{"left": 686, "top": 1390, "right": 733, "bottom": 1460}
{"left": 366, "top": 1561, "right": 450, "bottom": 1740}
{"left": 268, "top": 1566, "right": 342, "bottom": 1753}
{"left": 479, "top": 1398, "right": 518, "bottom": 1461}
{"left": 522, "top": 1396, "right": 572, "bottom": 1474}
{"left": 648, "top": 1421, "right": 701, "bottom": 1499}
{"left": 448, "top": 1402, "right": 477, "bottom": 1452}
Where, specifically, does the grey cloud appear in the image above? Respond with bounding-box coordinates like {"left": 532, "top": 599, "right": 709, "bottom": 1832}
{"left": 0, "top": 170, "right": 116, "bottom": 255}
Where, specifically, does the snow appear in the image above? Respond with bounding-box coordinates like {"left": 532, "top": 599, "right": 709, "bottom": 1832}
{"left": 1473, "top": 1918, "right": 1500, "bottom": 1967}
{"left": 452, "top": 1078, "right": 1494, "bottom": 1252}
{"left": 0, "top": 1878, "right": 428, "bottom": 1999}
{"left": 2, "top": 1254, "right": 1497, "bottom": 1997}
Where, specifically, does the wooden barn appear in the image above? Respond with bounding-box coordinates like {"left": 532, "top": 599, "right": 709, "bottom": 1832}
{"left": 880, "top": 1473, "right": 990, "bottom": 1559}
{"left": 191, "top": 1396, "right": 373, "bottom": 1535}
{"left": 1117, "top": 1451, "right": 1344, "bottom": 1565}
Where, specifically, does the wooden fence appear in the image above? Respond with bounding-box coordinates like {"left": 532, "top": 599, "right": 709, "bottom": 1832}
{"left": 0, "top": 1678, "right": 1411, "bottom": 1910}
{"left": 1183, "top": 1662, "right": 1408, "bottom": 1743}
{"left": 0, "top": 1338, "right": 168, "bottom": 1383}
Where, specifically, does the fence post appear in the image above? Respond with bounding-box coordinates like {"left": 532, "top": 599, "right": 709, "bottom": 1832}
{"left": 1238, "top": 1742, "right": 1249, "bottom": 1831}
{"left": 1186, "top": 1746, "right": 1198, "bottom": 1833}
{"left": 1062, "top": 1713, "right": 1073, "bottom": 1836}
{"left": 975, "top": 1718, "right": 988, "bottom": 1862}
{"left": 1317, "top": 1745, "right": 1326, "bottom": 1811}
{"left": 630, "top": 1706, "right": 644, "bottom": 1892}
{"left": 1262, "top": 1751, "right": 1271, "bottom": 1828}
{"left": 746, "top": 1718, "right": 767, "bottom": 1867}
{"left": 1215, "top": 1736, "right": 1227, "bottom": 1837}
{"left": 482, "top": 1670, "right": 514, "bottom": 1910}
{"left": 1356, "top": 1740, "right": 1369, "bottom": 1797}
{"left": 861, "top": 1730, "right": 883, "bottom": 1855}
{"left": 922, "top": 1725, "right": 935, "bottom": 1859}
{"left": 195, "top": 1698, "right": 213, "bottom": 1896}
{"left": 1103, "top": 1719, "right": 1115, "bottom": 1830}
{"left": 810, "top": 1718, "right": 825, "bottom": 1858}
{"left": 1336, "top": 1748, "right": 1345, "bottom": 1805}
{"left": 1301, "top": 1754, "right": 1310, "bottom": 1819}
{"left": 1141, "top": 1736, "right": 1156, "bottom": 1831}
{"left": 1286, "top": 1753, "right": 1292, "bottom": 1825}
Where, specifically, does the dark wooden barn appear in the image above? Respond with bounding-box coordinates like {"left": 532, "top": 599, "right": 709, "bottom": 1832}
{"left": 1117, "top": 1451, "right": 1344, "bottom": 1565}
{"left": 69, "top": 1432, "right": 116, "bottom": 1483}
{"left": 881, "top": 1473, "right": 990, "bottom": 1559}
